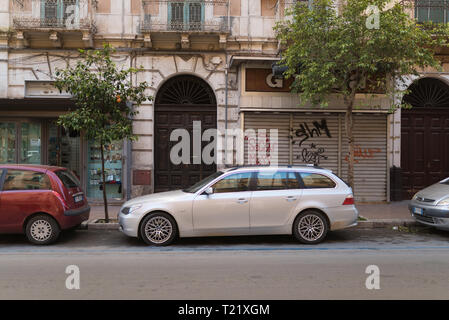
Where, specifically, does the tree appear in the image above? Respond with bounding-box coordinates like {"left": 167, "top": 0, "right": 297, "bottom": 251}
{"left": 276, "top": 0, "right": 449, "bottom": 190}
{"left": 54, "top": 44, "right": 150, "bottom": 222}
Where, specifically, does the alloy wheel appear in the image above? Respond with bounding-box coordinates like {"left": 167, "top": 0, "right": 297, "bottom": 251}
{"left": 144, "top": 216, "right": 173, "bottom": 244}
{"left": 298, "top": 214, "right": 325, "bottom": 242}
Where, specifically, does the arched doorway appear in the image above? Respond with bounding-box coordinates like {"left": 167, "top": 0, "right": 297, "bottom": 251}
{"left": 154, "top": 75, "right": 217, "bottom": 192}
{"left": 401, "top": 77, "right": 449, "bottom": 199}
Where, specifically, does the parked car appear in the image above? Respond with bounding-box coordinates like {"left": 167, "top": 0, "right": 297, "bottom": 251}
{"left": 119, "top": 166, "right": 358, "bottom": 246}
{"left": 0, "top": 165, "right": 90, "bottom": 244}
{"left": 409, "top": 177, "right": 449, "bottom": 230}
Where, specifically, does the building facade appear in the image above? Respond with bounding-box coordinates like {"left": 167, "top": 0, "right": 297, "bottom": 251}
{"left": 0, "top": 0, "right": 447, "bottom": 203}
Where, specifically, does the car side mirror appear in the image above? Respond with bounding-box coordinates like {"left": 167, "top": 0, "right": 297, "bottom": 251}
{"left": 204, "top": 187, "right": 214, "bottom": 196}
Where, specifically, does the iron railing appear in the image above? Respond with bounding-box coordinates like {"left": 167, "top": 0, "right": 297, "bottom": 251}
{"left": 11, "top": 0, "right": 94, "bottom": 30}
{"left": 141, "top": 0, "right": 230, "bottom": 33}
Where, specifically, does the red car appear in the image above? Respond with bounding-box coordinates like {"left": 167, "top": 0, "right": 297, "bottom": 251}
{"left": 0, "top": 165, "right": 90, "bottom": 244}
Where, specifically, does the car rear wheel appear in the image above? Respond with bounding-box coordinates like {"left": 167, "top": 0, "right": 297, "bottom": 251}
{"left": 140, "top": 212, "right": 177, "bottom": 246}
{"left": 25, "top": 215, "right": 60, "bottom": 245}
{"left": 293, "top": 210, "right": 329, "bottom": 244}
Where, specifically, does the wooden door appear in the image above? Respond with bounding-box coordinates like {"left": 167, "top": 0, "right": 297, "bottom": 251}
{"left": 401, "top": 108, "right": 449, "bottom": 198}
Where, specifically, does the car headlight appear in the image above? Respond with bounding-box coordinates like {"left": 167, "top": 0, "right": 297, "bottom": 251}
{"left": 436, "top": 197, "right": 449, "bottom": 206}
{"left": 121, "top": 204, "right": 142, "bottom": 215}
{"left": 412, "top": 193, "right": 419, "bottom": 200}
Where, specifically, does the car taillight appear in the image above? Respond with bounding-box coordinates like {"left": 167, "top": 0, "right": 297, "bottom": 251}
{"left": 52, "top": 191, "right": 70, "bottom": 210}
{"left": 343, "top": 195, "right": 354, "bottom": 205}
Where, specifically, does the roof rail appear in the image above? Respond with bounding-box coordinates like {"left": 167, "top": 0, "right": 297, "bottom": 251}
{"left": 226, "top": 164, "right": 325, "bottom": 171}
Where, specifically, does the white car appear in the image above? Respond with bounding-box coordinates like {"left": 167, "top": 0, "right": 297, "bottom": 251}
{"left": 118, "top": 166, "right": 358, "bottom": 246}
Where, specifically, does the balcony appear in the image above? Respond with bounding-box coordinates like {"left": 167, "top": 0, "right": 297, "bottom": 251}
{"left": 140, "top": 0, "right": 230, "bottom": 33}
{"left": 10, "top": 0, "right": 95, "bottom": 47}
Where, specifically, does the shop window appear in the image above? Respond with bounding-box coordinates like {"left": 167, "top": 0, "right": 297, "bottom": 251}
{"left": 0, "top": 123, "right": 16, "bottom": 163}
{"left": 87, "top": 140, "right": 123, "bottom": 200}
{"left": 0, "top": 121, "right": 42, "bottom": 165}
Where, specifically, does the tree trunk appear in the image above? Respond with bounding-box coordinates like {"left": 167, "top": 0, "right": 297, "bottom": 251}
{"left": 344, "top": 91, "right": 356, "bottom": 193}
{"left": 100, "top": 141, "right": 109, "bottom": 223}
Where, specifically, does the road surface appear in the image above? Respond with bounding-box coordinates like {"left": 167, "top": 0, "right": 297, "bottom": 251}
{"left": 1, "top": 226, "right": 449, "bottom": 299}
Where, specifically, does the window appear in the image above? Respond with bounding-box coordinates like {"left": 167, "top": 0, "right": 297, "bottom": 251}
{"left": 256, "top": 171, "right": 300, "bottom": 191}
{"left": 415, "top": 0, "right": 447, "bottom": 24}
{"left": 212, "top": 172, "right": 252, "bottom": 193}
{"left": 300, "top": 173, "right": 336, "bottom": 189}
{"left": 168, "top": 1, "right": 204, "bottom": 31}
{"left": 41, "top": 0, "right": 79, "bottom": 28}
{"left": 55, "top": 170, "right": 80, "bottom": 189}
{"left": 2, "top": 170, "right": 52, "bottom": 191}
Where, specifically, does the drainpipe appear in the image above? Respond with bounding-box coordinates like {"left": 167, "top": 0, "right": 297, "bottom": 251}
{"left": 121, "top": 0, "right": 125, "bottom": 38}
{"left": 224, "top": 51, "right": 229, "bottom": 167}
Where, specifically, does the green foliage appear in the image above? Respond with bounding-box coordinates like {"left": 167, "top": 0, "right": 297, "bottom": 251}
{"left": 275, "top": 0, "right": 449, "bottom": 108}
{"left": 54, "top": 44, "right": 150, "bottom": 144}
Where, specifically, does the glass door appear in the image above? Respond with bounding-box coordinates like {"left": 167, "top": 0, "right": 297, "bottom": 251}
{"left": 47, "top": 123, "right": 81, "bottom": 179}
{"left": 20, "top": 122, "right": 42, "bottom": 164}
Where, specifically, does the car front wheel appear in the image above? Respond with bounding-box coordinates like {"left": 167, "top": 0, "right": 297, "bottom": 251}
{"left": 140, "top": 212, "right": 177, "bottom": 246}
{"left": 25, "top": 214, "right": 61, "bottom": 245}
{"left": 293, "top": 210, "right": 329, "bottom": 244}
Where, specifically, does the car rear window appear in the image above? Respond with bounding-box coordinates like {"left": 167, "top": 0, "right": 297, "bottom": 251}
{"left": 300, "top": 173, "right": 336, "bottom": 189}
{"left": 2, "top": 170, "right": 52, "bottom": 191}
{"left": 55, "top": 170, "right": 80, "bottom": 189}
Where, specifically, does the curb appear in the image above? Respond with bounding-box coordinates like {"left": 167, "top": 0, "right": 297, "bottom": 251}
{"left": 355, "top": 219, "right": 417, "bottom": 229}
{"left": 80, "top": 219, "right": 418, "bottom": 231}
{"left": 82, "top": 219, "right": 119, "bottom": 230}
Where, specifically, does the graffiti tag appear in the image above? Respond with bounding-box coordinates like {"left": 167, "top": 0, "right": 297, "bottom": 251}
{"left": 293, "top": 119, "right": 332, "bottom": 146}
{"left": 344, "top": 145, "right": 381, "bottom": 164}
{"left": 298, "top": 143, "right": 328, "bottom": 166}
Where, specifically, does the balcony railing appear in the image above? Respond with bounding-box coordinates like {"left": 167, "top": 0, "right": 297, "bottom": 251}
{"left": 11, "top": 0, "right": 94, "bottom": 31}
{"left": 141, "top": 0, "right": 230, "bottom": 33}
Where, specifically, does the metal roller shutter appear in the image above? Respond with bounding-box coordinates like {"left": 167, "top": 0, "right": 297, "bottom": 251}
{"left": 340, "top": 114, "right": 388, "bottom": 202}
{"left": 244, "top": 112, "right": 290, "bottom": 165}
{"left": 292, "top": 113, "right": 340, "bottom": 173}
{"left": 243, "top": 111, "right": 388, "bottom": 202}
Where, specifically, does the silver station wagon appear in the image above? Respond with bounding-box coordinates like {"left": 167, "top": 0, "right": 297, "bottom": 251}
{"left": 118, "top": 166, "right": 359, "bottom": 246}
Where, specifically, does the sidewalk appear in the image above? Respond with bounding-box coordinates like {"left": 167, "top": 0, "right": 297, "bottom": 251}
{"left": 86, "top": 200, "right": 414, "bottom": 228}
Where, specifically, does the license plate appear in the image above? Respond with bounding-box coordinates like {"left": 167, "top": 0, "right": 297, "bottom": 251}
{"left": 413, "top": 207, "right": 423, "bottom": 215}
{"left": 74, "top": 195, "right": 83, "bottom": 203}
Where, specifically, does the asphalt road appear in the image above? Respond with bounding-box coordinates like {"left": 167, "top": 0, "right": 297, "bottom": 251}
{"left": 1, "top": 226, "right": 449, "bottom": 299}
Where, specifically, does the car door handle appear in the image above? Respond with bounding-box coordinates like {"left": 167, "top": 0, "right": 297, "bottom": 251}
{"left": 286, "top": 196, "right": 297, "bottom": 202}
{"left": 237, "top": 198, "right": 248, "bottom": 204}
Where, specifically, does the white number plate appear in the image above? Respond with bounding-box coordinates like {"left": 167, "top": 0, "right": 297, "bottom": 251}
{"left": 413, "top": 207, "right": 423, "bottom": 215}
{"left": 74, "top": 195, "right": 83, "bottom": 203}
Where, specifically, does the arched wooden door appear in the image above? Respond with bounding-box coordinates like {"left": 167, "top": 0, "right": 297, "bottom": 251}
{"left": 401, "top": 78, "right": 449, "bottom": 198}
{"left": 154, "top": 75, "right": 217, "bottom": 192}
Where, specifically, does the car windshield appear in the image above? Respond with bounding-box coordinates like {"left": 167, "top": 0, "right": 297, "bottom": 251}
{"left": 183, "top": 171, "right": 224, "bottom": 193}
